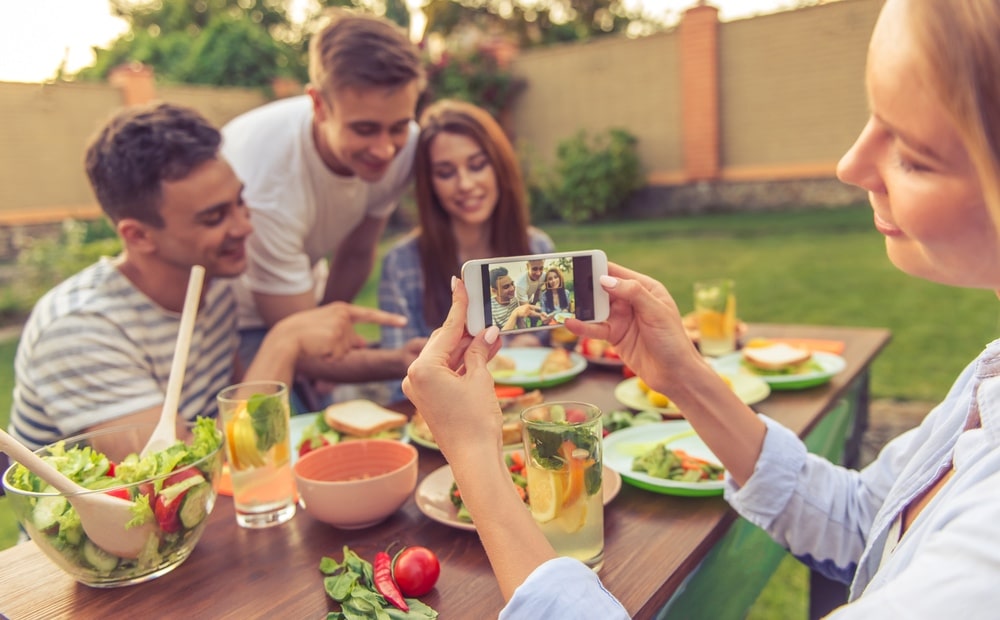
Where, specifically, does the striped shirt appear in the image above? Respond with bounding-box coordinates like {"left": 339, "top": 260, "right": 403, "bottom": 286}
{"left": 9, "top": 257, "right": 237, "bottom": 450}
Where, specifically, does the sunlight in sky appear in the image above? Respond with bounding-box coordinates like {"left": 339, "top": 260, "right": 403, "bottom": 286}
{"left": 0, "top": 0, "right": 822, "bottom": 84}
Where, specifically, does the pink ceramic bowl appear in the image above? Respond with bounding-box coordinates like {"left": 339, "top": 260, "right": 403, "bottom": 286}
{"left": 293, "top": 439, "right": 418, "bottom": 529}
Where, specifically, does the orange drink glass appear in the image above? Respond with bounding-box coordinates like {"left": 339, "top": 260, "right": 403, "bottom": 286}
{"left": 217, "top": 381, "right": 296, "bottom": 528}
{"left": 521, "top": 402, "right": 604, "bottom": 571}
{"left": 694, "top": 279, "right": 737, "bottom": 357}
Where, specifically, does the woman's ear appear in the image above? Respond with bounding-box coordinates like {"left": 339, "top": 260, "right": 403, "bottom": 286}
{"left": 117, "top": 218, "right": 157, "bottom": 255}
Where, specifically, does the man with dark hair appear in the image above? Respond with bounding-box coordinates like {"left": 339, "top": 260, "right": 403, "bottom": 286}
{"left": 221, "top": 11, "right": 427, "bottom": 394}
{"left": 491, "top": 267, "right": 544, "bottom": 331}
{"left": 9, "top": 102, "right": 403, "bottom": 450}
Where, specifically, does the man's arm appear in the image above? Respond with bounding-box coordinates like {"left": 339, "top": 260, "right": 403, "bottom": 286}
{"left": 253, "top": 289, "right": 317, "bottom": 328}
{"left": 322, "top": 215, "right": 390, "bottom": 304}
{"left": 295, "top": 337, "right": 426, "bottom": 383}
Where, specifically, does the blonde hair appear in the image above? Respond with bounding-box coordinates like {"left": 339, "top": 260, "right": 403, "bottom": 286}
{"left": 906, "top": 0, "right": 1000, "bottom": 223}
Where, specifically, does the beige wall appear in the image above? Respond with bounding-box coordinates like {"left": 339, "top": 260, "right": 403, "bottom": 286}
{"left": 511, "top": 30, "right": 682, "bottom": 176}
{"left": 719, "top": 0, "right": 878, "bottom": 178}
{"left": 509, "top": 0, "right": 879, "bottom": 183}
{"left": 0, "top": 80, "right": 267, "bottom": 222}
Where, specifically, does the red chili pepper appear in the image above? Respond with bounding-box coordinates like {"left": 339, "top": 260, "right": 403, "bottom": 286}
{"left": 374, "top": 551, "right": 409, "bottom": 612}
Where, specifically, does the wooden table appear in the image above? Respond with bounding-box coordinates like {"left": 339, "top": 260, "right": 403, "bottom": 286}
{"left": 0, "top": 324, "right": 890, "bottom": 620}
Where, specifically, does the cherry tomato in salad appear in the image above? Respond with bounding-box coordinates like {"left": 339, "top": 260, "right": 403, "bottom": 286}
{"left": 105, "top": 487, "right": 130, "bottom": 500}
{"left": 392, "top": 546, "right": 440, "bottom": 597}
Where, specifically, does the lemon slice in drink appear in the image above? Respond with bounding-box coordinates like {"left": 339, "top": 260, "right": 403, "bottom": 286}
{"left": 525, "top": 467, "right": 561, "bottom": 523}
{"left": 557, "top": 496, "right": 588, "bottom": 533}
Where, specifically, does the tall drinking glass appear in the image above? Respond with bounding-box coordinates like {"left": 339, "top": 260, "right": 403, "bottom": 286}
{"left": 694, "top": 279, "right": 737, "bottom": 357}
{"left": 217, "top": 381, "right": 295, "bottom": 528}
{"left": 521, "top": 401, "right": 604, "bottom": 571}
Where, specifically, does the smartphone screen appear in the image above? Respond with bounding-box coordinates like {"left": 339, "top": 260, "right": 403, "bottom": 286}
{"left": 478, "top": 255, "right": 599, "bottom": 332}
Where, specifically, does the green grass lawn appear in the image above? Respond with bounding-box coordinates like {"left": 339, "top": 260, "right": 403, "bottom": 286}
{"left": 1, "top": 206, "right": 996, "bottom": 615}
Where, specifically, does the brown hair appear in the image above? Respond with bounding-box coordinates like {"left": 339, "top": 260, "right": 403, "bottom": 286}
{"left": 414, "top": 100, "right": 533, "bottom": 326}
{"left": 308, "top": 10, "right": 424, "bottom": 100}
{"left": 84, "top": 102, "right": 220, "bottom": 226}
{"left": 906, "top": 0, "right": 1000, "bottom": 223}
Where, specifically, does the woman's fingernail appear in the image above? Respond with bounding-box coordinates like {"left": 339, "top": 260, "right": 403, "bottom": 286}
{"left": 600, "top": 275, "right": 619, "bottom": 289}
{"left": 484, "top": 326, "right": 500, "bottom": 344}
{"left": 451, "top": 276, "right": 458, "bottom": 292}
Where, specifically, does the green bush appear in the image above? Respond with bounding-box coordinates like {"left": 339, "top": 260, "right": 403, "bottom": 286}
{"left": 2, "top": 220, "right": 121, "bottom": 323}
{"left": 545, "top": 128, "right": 643, "bottom": 223}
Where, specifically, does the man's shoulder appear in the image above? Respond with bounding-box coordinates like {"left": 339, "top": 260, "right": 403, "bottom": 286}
{"left": 220, "top": 96, "right": 311, "bottom": 182}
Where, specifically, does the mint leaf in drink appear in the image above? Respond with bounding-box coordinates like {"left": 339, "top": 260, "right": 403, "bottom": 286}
{"left": 247, "top": 393, "right": 287, "bottom": 452}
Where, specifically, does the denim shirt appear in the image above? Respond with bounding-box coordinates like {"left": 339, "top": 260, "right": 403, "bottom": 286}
{"left": 728, "top": 338, "right": 1000, "bottom": 617}
{"left": 500, "top": 340, "right": 1000, "bottom": 619}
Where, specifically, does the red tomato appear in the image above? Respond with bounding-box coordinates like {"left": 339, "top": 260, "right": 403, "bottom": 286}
{"left": 105, "top": 487, "right": 131, "bottom": 501}
{"left": 392, "top": 546, "right": 440, "bottom": 597}
{"left": 622, "top": 365, "right": 636, "bottom": 379}
{"left": 154, "top": 494, "right": 182, "bottom": 533}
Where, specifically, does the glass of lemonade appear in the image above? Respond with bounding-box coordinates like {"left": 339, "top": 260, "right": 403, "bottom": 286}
{"left": 217, "top": 381, "right": 296, "bottom": 528}
{"left": 521, "top": 401, "right": 604, "bottom": 571}
{"left": 694, "top": 279, "right": 737, "bottom": 357}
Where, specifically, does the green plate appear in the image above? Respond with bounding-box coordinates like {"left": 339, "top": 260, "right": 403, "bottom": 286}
{"left": 710, "top": 351, "right": 847, "bottom": 391}
{"left": 490, "top": 347, "right": 587, "bottom": 389}
{"left": 603, "top": 421, "right": 725, "bottom": 497}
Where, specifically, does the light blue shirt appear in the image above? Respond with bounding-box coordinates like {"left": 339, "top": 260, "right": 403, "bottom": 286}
{"left": 501, "top": 339, "right": 1000, "bottom": 618}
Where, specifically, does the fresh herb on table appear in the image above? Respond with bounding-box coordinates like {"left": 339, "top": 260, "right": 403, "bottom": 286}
{"left": 247, "top": 393, "right": 287, "bottom": 453}
{"left": 320, "top": 546, "right": 438, "bottom": 619}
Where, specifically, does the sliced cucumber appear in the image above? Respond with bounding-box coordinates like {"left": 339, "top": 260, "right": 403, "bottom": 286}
{"left": 33, "top": 495, "right": 69, "bottom": 532}
{"left": 82, "top": 539, "right": 120, "bottom": 572}
{"left": 159, "top": 473, "right": 206, "bottom": 504}
{"left": 178, "top": 482, "right": 212, "bottom": 529}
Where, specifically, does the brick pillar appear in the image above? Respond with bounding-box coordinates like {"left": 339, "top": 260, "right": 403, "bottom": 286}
{"left": 108, "top": 63, "right": 156, "bottom": 106}
{"left": 679, "top": 4, "right": 721, "bottom": 182}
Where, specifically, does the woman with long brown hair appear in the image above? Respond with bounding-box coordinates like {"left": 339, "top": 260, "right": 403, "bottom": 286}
{"left": 378, "top": 99, "right": 553, "bottom": 362}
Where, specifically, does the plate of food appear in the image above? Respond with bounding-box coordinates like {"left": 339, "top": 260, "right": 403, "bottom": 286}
{"left": 613, "top": 372, "right": 770, "bottom": 416}
{"left": 488, "top": 347, "right": 587, "bottom": 389}
{"left": 710, "top": 344, "right": 847, "bottom": 390}
{"left": 293, "top": 399, "right": 409, "bottom": 459}
{"left": 603, "top": 420, "right": 726, "bottom": 497}
{"left": 407, "top": 386, "right": 542, "bottom": 450}
{"left": 575, "top": 337, "right": 625, "bottom": 368}
{"left": 414, "top": 449, "right": 622, "bottom": 531}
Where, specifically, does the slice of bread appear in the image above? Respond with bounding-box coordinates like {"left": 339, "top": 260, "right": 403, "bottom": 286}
{"left": 743, "top": 343, "right": 812, "bottom": 370}
{"left": 323, "top": 400, "right": 408, "bottom": 437}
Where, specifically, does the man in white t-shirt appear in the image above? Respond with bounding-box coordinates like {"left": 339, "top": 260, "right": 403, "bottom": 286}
{"left": 221, "top": 12, "right": 427, "bottom": 396}
{"left": 514, "top": 259, "right": 545, "bottom": 305}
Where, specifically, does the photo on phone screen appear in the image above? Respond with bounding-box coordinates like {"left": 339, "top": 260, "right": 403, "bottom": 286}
{"left": 479, "top": 255, "right": 598, "bottom": 332}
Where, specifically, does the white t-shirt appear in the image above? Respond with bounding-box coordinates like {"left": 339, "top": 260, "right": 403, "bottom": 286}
{"left": 221, "top": 96, "right": 418, "bottom": 329}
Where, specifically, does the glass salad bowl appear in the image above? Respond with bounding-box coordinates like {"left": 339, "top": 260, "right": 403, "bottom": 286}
{"left": 2, "top": 419, "right": 224, "bottom": 588}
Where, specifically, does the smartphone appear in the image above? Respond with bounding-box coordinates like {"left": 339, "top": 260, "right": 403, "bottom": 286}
{"left": 462, "top": 249, "right": 610, "bottom": 335}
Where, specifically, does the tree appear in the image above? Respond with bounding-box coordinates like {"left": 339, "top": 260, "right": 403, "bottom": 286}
{"left": 75, "top": 0, "right": 308, "bottom": 88}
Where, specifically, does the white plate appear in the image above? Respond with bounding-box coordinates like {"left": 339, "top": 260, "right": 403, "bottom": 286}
{"left": 289, "top": 413, "right": 315, "bottom": 465}
{"left": 603, "top": 421, "right": 725, "bottom": 496}
{"left": 710, "top": 351, "right": 847, "bottom": 390}
{"left": 613, "top": 373, "right": 770, "bottom": 417}
{"left": 415, "top": 459, "right": 622, "bottom": 532}
{"left": 490, "top": 347, "right": 588, "bottom": 389}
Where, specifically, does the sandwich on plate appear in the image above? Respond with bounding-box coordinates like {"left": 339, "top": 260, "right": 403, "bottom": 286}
{"left": 297, "top": 400, "right": 407, "bottom": 457}
{"left": 741, "top": 343, "right": 819, "bottom": 375}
